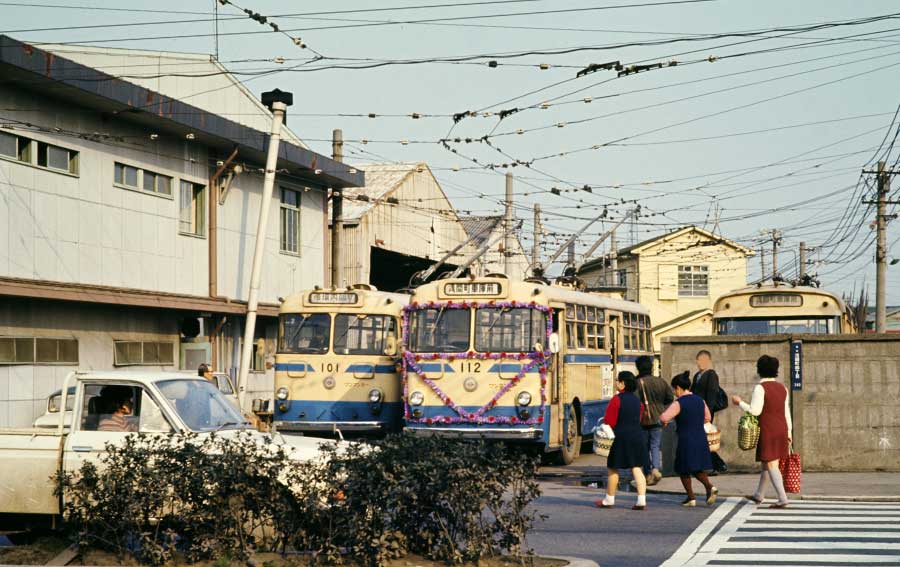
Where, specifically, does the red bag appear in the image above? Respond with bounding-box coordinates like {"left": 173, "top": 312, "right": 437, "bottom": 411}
{"left": 779, "top": 451, "right": 802, "bottom": 494}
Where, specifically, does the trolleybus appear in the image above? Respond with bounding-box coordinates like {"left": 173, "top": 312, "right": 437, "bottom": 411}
{"left": 273, "top": 285, "right": 409, "bottom": 435}
{"left": 401, "top": 274, "right": 653, "bottom": 464}
{"left": 713, "top": 284, "right": 855, "bottom": 335}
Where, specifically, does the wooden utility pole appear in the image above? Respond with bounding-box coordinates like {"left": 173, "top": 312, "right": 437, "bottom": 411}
{"left": 799, "top": 242, "right": 807, "bottom": 279}
{"left": 532, "top": 203, "right": 541, "bottom": 270}
{"left": 504, "top": 172, "right": 513, "bottom": 274}
{"left": 863, "top": 161, "right": 899, "bottom": 333}
{"left": 330, "top": 129, "right": 343, "bottom": 288}
{"left": 759, "top": 244, "right": 766, "bottom": 283}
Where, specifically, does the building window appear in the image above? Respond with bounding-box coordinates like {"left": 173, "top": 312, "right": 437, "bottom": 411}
{"left": 114, "top": 162, "right": 172, "bottom": 196}
{"left": 179, "top": 180, "right": 206, "bottom": 237}
{"left": 678, "top": 265, "right": 709, "bottom": 297}
{"left": 251, "top": 339, "right": 266, "bottom": 372}
{"left": 0, "top": 337, "right": 78, "bottom": 364}
{"left": 280, "top": 187, "right": 301, "bottom": 254}
{"left": 114, "top": 341, "right": 175, "bottom": 366}
{"left": 0, "top": 131, "right": 77, "bottom": 174}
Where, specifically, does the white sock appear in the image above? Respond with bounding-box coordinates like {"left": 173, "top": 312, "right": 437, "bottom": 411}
{"left": 768, "top": 468, "right": 789, "bottom": 504}
{"left": 636, "top": 495, "right": 647, "bottom": 506}
{"left": 603, "top": 494, "right": 615, "bottom": 506}
{"left": 754, "top": 471, "right": 767, "bottom": 500}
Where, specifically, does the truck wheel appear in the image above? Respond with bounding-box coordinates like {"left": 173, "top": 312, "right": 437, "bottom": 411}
{"left": 557, "top": 405, "right": 582, "bottom": 465}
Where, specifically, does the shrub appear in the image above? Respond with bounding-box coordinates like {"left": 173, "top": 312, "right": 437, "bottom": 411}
{"left": 57, "top": 433, "right": 541, "bottom": 566}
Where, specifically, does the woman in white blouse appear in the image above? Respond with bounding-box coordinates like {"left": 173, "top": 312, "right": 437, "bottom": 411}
{"left": 731, "top": 355, "right": 792, "bottom": 508}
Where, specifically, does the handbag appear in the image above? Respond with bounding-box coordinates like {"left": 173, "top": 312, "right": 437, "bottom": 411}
{"left": 714, "top": 387, "right": 729, "bottom": 413}
{"left": 704, "top": 422, "right": 721, "bottom": 453}
{"left": 639, "top": 379, "right": 655, "bottom": 427}
{"left": 779, "top": 447, "right": 802, "bottom": 493}
{"left": 593, "top": 421, "right": 614, "bottom": 457}
{"left": 737, "top": 413, "right": 761, "bottom": 450}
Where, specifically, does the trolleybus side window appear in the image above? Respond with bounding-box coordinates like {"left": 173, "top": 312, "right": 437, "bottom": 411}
{"left": 475, "top": 308, "right": 547, "bottom": 352}
{"left": 333, "top": 314, "right": 397, "bottom": 355}
{"left": 408, "top": 307, "right": 471, "bottom": 352}
{"left": 564, "top": 304, "right": 605, "bottom": 351}
{"left": 279, "top": 313, "right": 331, "bottom": 354}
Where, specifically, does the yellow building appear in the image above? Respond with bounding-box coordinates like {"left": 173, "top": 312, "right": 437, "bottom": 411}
{"left": 579, "top": 226, "right": 754, "bottom": 350}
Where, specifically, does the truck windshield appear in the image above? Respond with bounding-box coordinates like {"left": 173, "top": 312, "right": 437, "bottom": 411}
{"left": 279, "top": 313, "right": 331, "bottom": 354}
{"left": 155, "top": 379, "right": 246, "bottom": 431}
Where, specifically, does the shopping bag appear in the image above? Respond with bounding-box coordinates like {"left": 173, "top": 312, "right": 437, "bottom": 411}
{"left": 738, "top": 413, "right": 760, "bottom": 451}
{"left": 593, "top": 421, "right": 614, "bottom": 457}
{"left": 704, "top": 422, "right": 721, "bottom": 453}
{"left": 779, "top": 450, "right": 802, "bottom": 493}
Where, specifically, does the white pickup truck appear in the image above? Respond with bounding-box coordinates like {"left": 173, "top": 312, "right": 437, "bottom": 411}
{"left": 0, "top": 370, "right": 328, "bottom": 529}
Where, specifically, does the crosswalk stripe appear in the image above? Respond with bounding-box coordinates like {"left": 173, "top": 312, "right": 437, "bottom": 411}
{"left": 664, "top": 499, "right": 900, "bottom": 566}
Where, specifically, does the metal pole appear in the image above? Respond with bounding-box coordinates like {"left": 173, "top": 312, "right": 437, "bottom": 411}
{"left": 567, "top": 241, "right": 575, "bottom": 266}
{"left": 237, "top": 90, "right": 292, "bottom": 409}
{"left": 532, "top": 203, "right": 541, "bottom": 270}
{"left": 799, "top": 241, "right": 807, "bottom": 280}
{"left": 771, "top": 231, "right": 779, "bottom": 283}
{"left": 610, "top": 228, "right": 617, "bottom": 285}
{"left": 504, "top": 172, "right": 513, "bottom": 274}
{"left": 330, "top": 129, "right": 343, "bottom": 288}
{"left": 759, "top": 244, "right": 766, "bottom": 283}
{"left": 876, "top": 161, "right": 887, "bottom": 333}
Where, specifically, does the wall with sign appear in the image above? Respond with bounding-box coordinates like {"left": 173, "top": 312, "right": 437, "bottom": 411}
{"left": 661, "top": 334, "right": 900, "bottom": 472}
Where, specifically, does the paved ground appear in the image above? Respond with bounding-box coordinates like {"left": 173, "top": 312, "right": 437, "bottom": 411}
{"left": 648, "top": 471, "right": 900, "bottom": 500}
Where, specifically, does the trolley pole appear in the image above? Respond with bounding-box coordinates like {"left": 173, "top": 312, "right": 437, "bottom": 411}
{"left": 863, "top": 161, "right": 899, "bottom": 333}
{"left": 532, "top": 203, "right": 541, "bottom": 270}
{"left": 610, "top": 228, "right": 617, "bottom": 285}
{"left": 330, "top": 129, "right": 343, "bottom": 288}
{"left": 504, "top": 172, "right": 513, "bottom": 274}
{"left": 238, "top": 89, "right": 292, "bottom": 409}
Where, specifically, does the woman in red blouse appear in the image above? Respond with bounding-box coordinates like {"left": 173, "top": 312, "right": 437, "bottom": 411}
{"left": 596, "top": 371, "right": 648, "bottom": 510}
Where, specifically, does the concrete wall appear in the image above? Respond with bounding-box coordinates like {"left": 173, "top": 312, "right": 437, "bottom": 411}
{"left": 660, "top": 334, "right": 900, "bottom": 472}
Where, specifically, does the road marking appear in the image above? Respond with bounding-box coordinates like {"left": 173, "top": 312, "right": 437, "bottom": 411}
{"left": 663, "top": 499, "right": 900, "bottom": 566}
{"left": 658, "top": 497, "right": 741, "bottom": 567}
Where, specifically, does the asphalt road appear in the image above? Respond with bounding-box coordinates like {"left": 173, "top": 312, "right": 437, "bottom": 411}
{"left": 531, "top": 452, "right": 716, "bottom": 567}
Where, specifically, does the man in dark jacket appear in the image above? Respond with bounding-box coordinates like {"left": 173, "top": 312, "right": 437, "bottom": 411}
{"left": 693, "top": 350, "right": 727, "bottom": 474}
{"left": 636, "top": 355, "right": 674, "bottom": 486}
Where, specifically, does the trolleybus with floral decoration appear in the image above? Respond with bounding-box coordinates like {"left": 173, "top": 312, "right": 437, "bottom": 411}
{"left": 401, "top": 275, "right": 653, "bottom": 464}
{"left": 273, "top": 285, "right": 409, "bottom": 436}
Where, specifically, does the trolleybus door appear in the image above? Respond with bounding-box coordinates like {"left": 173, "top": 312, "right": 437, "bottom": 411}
{"left": 608, "top": 315, "right": 619, "bottom": 374}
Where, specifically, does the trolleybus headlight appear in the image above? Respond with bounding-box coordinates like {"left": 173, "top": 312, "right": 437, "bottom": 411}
{"left": 409, "top": 391, "right": 425, "bottom": 406}
{"left": 516, "top": 391, "right": 532, "bottom": 406}
{"left": 369, "top": 389, "right": 383, "bottom": 403}
{"left": 276, "top": 387, "right": 289, "bottom": 401}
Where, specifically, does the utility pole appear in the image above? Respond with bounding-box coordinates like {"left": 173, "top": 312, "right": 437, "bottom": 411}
{"left": 330, "top": 129, "right": 343, "bottom": 289}
{"left": 504, "top": 172, "right": 513, "bottom": 274}
{"left": 759, "top": 244, "right": 766, "bottom": 283}
{"left": 238, "top": 89, "right": 292, "bottom": 409}
{"left": 759, "top": 229, "right": 782, "bottom": 283}
{"left": 863, "top": 161, "right": 899, "bottom": 333}
{"left": 610, "top": 228, "right": 618, "bottom": 285}
{"left": 532, "top": 203, "right": 541, "bottom": 270}
{"left": 799, "top": 242, "right": 807, "bottom": 280}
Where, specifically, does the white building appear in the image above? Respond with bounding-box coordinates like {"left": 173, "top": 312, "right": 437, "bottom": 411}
{"left": 0, "top": 37, "right": 362, "bottom": 426}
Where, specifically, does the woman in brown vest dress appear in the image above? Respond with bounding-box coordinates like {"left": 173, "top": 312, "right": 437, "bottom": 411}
{"left": 731, "top": 355, "right": 792, "bottom": 508}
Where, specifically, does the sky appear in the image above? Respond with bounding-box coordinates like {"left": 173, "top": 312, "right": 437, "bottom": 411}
{"left": 3, "top": 0, "right": 899, "bottom": 303}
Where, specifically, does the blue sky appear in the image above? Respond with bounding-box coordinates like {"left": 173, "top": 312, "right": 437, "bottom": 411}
{"left": 3, "top": 0, "right": 899, "bottom": 302}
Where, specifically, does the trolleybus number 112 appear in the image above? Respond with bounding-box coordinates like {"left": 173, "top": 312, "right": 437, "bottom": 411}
{"left": 459, "top": 362, "right": 482, "bottom": 373}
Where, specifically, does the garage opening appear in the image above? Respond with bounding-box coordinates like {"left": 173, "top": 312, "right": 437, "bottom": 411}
{"left": 369, "top": 247, "right": 459, "bottom": 292}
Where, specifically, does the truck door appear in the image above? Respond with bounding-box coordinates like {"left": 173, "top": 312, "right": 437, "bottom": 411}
{"left": 63, "top": 382, "right": 173, "bottom": 478}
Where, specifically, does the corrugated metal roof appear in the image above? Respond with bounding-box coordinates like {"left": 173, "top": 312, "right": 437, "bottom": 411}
{"left": 340, "top": 162, "right": 421, "bottom": 220}
{"left": 459, "top": 216, "right": 502, "bottom": 246}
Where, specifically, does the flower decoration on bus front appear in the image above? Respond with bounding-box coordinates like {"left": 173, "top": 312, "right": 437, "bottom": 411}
{"left": 400, "top": 301, "right": 552, "bottom": 425}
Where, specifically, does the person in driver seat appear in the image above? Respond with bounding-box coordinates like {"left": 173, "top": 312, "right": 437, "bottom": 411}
{"left": 97, "top": 386, "right": 139, "bottom": 432}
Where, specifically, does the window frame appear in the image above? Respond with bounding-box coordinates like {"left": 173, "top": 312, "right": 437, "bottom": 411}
{"left": 678, "top": 265, "right": 710, "bottom": 298}
{"left": 622, "top": 313, "right": 652, "bottom": 353}
{"left": 564, "top": 304, "right": 605, "bottom": 351}
{"left": 178, "top": 180, "right": 207, "bottom": 238}
{"left": 0, "top": 336, "right": 79, "bottom": 365}
{"left": 279, "top": 186, "right": 303, "bottom": 255}
{"left": 0, "top": 130, "right": 79, "bottom": 176}
{"left": 114, "top": 161, "right": 174, "bottom": 199}
{"left": 113, "top": 340, "right": 176, "bottom": 366}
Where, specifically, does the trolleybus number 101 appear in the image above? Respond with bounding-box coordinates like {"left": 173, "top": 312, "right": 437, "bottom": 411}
{"left": 459, "top": 361, "right": 482, "bottom": 373}
{"left": 322, "top": 363, "right": 339, "bottom": 373}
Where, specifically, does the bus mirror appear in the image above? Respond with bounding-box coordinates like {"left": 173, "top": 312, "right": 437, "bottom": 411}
{"left": 548, "top": 333, "right": 560, "bottom": 354}
{"left": 384, "top": 335, "right": 398, "bottom": 357}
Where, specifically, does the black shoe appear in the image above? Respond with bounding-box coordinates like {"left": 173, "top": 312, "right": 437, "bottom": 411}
{"left": 708, "top": 470, "right": 719, "bottom": 477}
{"left": 716, "top": 464, "right": 728, "bottom": 474}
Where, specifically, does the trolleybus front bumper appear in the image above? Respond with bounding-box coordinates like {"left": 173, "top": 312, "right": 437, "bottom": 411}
{"left": 405, "top": 426, "right": 543, "bottom": 440}
{"left": 276, "top": 420, "right": 386, "bottom": 433}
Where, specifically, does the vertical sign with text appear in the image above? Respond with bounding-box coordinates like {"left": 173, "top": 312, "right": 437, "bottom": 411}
{"left": 790, "top": 340, "right": 803, "bottom": 391}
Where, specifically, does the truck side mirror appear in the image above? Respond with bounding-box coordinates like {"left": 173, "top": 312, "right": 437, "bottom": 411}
{"left": 384, "top": 335, "right": 398, "bottom": 357}
{"left": 548, "top": 333, "right": 560, "bottom": 354}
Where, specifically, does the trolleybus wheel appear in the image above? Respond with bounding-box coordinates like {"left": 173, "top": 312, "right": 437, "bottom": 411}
{"left": 557, "top": 405, "right": 582, "bottom": 465}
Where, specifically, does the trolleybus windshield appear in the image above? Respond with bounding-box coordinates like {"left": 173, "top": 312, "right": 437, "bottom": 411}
{"left": 407, "top": 307, "right": 470, "bottom": 352}
{"left": 474, "top": 307, "right": 547, "bottom": 352}
{"left": 717, "top": 317, "right": 837, "bottom": 335}
{"left": 280, "top": 313, "right": 331, "bottom": 353}
{"left": 333, "top": 314, "right": 397, "bottom": 355}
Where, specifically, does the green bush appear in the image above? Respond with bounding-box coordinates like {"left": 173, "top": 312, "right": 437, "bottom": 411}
{"left": 57, "top": 433, "right": 541, "bottom": 567}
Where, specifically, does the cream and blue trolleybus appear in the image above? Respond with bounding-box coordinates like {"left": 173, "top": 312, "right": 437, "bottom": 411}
{"left": 401, "top": 275, "right": 653, "bottom": 464}
{"left": 274, "top": 285, "right": 409, "bottom": 435}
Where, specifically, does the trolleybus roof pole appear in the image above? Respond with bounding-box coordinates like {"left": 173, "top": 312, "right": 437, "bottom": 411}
{"left": 411, "top": 222, "right": 495, "bottom": 286}
{"left": 579, "top": 207, "right": 640, "bottom": 266}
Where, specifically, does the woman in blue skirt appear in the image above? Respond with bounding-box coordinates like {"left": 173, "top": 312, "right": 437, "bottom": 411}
{"left": 596, "top": 371, "right": 648, "bottom": 510}
{"left": 660, "top": 371, "right": 718, "bottom": 507}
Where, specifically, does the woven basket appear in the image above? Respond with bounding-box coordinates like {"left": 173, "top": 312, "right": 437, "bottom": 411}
{"left": 594, "top": 436, "right": 613, "bottom": 457}
{"left": 738, "top": 414, "right": 761, "bottom": 451}
{"left": 707, "top": 429, "right": 721, "bottom": 453}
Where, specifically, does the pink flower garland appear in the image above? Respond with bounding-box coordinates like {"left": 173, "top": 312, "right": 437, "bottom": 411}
{"left": 401, "top": 300, "right": 552, "bottom": 426}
